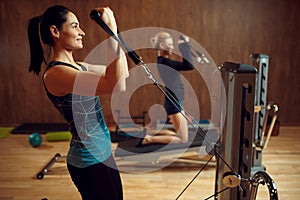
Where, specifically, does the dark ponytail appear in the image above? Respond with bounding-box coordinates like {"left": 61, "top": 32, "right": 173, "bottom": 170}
{"left": 28, "top": 16, "right": 46, "bottom": 75}
{"left": 27, "top": 5, "right": 70, "bottom": 75}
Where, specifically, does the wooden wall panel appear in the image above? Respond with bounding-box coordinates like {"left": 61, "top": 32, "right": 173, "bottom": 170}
{"left": 0, "top": 0, "right": 299, "bottom": 126}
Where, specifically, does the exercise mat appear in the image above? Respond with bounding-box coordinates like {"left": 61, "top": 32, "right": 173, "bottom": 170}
{"left": 0, "top": 127, "right": 13, "bottom": 139}
{"left": 46, "top": 131, "right": 72, "bottom": 141}
{"left": 12, "top": 123, "right": 69, "bottom": 134}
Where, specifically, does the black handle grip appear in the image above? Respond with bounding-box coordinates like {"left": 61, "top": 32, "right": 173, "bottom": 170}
{"left": 90, "top": 9, "right": 102, "bottom": 20}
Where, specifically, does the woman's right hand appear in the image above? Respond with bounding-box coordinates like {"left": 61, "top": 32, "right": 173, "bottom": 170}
{"left": 178, "top": 35, "right": 189, "bottom": 44}
{"left": 94, "top": 7, "right": 118, "bottom": 35}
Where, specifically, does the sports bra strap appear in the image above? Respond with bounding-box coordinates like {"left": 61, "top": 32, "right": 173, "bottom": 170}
{"left": 47, "top": 61, "right": 87, "bottom": 71}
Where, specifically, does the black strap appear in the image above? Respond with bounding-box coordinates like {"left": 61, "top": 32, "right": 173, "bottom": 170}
{"left": 47, "top": 61, "right": 87, "bottom": 71}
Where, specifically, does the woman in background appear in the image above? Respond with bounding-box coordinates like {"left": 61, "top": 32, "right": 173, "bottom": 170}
{"left": 27, "top": 5, "right": 128, "bottom": 200}
{"left": 138, "top": 32, "right": 194, "bottom": 146}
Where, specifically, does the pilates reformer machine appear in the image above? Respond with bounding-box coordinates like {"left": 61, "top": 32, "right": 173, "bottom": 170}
{"left": 35, "top": 10, "right": 279, "bottom": 200}
{"left": 113, "top": 108, "right": 216, "bottom": 167}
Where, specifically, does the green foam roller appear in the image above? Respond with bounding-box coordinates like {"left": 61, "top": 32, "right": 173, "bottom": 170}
{"left": 46, "top": 131, "right": 72, "bottom": 141}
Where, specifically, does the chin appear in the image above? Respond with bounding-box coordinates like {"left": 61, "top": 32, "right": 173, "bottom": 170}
{"left": 76, "top": 44, "right": 84, "bottom": 49}
{"left": 161, "top": 50, "right": 171, "bottom": 56}
{"left": 76, "top": 41, "right": 84, "bottom": 48}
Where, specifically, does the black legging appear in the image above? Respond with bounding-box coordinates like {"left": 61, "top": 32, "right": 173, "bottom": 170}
{"left": 67, "top": 155, "right": 123, "bottom": 200}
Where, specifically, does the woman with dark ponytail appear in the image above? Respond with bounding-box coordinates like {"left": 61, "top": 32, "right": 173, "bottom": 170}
{"left": 27, "top": 15, "right": 46, "bottom": 74}
{"left": 27, "top": 5, "right": 128, "bottom": 200}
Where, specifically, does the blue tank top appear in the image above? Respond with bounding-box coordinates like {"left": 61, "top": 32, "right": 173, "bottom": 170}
{"left": 43, "top": 61, "right": 112, "bottom": 168}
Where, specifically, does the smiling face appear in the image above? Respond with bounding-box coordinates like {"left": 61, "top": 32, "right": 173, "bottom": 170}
{"left": 52, "top": 12, "right": 85, "bottom": 51}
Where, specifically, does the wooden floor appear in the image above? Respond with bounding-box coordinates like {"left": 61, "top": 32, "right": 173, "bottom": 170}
{"left": 0, "top": 126, "right": 299, "bottom": 200}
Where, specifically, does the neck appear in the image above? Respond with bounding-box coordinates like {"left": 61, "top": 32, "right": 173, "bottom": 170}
{"left": 158, "top": 50, "right": 169, "bottom": 58}
{"left": 51, "top": 46, "right": 76, "bottom": 65}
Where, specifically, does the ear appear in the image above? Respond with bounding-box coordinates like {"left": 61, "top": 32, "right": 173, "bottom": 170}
{"left": 50, "top": 25, "right": 60, "bottom": 38}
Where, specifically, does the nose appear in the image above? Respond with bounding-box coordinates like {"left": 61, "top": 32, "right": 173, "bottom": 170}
{"left": 79, "top": 27, "right": 85, "bottom": 36}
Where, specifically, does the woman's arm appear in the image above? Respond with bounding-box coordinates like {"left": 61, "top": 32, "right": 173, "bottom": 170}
{"left": 78, "top": 62, "right": 106, "bottom": 75}
{"left": 93, "top": 7, "right": 129, "bottom": 93}
{"left": 177, "top": 42, "right": 194, "bottom": 71}
{"left": 44, "top": 54, "right": 128, "bottom": 97}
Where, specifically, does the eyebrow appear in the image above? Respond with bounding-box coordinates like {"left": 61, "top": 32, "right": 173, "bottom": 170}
{"left": 70, "top": 22, "right": 79, "bottom": 26}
